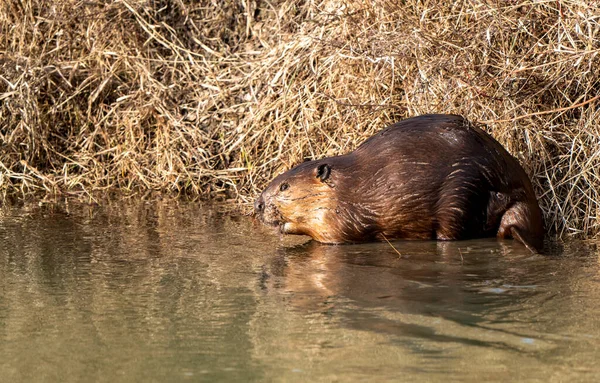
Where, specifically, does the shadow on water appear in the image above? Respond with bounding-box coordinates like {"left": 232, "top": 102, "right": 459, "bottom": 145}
{"left": 260, "top": 237, "right": 600, "bottom": 354}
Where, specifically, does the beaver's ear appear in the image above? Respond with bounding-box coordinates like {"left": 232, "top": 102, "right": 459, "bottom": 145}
{"left": 316, "top": 163, "right": 331, "bottom": 182}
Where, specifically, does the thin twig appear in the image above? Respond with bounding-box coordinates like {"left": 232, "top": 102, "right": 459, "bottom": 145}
{"left": 481, "top": 95, "right": 600, "bottom": 124}
{"left": 381, "top": 233, "right": 402, "bottom": 258}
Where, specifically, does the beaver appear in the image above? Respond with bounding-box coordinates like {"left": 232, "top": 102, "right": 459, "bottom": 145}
{"left": 254, "top": 114, "right": 544, "bottom": 253}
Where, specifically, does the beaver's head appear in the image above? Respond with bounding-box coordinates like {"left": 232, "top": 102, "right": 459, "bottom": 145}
{"left": 254, "top": 160, "right": 339, "bottom": 243}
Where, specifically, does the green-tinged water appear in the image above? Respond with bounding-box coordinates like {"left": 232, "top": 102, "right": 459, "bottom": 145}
{"left": 1, "top": 201, "right": 599, "bottom": 382}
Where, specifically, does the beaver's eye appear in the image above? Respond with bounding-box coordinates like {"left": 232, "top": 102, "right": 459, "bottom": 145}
{"left": 280, "top": 183, "right": 289, "bottom": 192}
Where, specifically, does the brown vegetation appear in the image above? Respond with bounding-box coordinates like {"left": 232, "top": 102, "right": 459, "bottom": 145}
{"left": 1, "top": 0, "right": 599, "bottom": 237}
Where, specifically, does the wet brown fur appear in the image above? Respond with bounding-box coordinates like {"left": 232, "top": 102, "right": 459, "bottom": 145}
{"left": 255, "top": 114, "right": 544, "bottom": 253}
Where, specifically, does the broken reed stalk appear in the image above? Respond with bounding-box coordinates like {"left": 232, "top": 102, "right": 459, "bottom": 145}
{"left": 1, "top": 0, "right": 599, "bottom": 238}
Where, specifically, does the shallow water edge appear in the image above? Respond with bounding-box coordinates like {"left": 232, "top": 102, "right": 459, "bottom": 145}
{"left": 1, "top": 200, "right": 599, "bottom": 382}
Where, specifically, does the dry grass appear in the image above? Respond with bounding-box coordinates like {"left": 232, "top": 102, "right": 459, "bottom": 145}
{"left": 1, "top": 0, "right": 599, "bottom": 237}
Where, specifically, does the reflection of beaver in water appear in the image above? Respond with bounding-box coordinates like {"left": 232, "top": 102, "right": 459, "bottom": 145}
{"left": 254, "top": 114, "right": 544, "bottom": 253}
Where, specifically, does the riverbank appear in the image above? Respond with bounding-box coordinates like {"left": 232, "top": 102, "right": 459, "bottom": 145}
{"left": 1, "top": 0, "right": 599, "bottom": 237}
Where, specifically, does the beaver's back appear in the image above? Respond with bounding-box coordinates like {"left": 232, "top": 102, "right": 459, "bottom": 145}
{"left": 354, "top": 114, "right": 533, "bottom": 196}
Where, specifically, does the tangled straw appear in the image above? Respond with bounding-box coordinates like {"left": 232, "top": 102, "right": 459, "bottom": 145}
{"left": 1, "top": 0, "right": 599, "bottom": 237}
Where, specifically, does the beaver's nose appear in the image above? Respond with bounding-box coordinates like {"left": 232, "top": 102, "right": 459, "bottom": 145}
{"left": 254, "top": 195, "right": 265, "bottom": 214}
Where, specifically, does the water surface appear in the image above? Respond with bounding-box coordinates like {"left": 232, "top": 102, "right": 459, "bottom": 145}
{"left": 1, "top": 201, "right": 599, "bottom": 382}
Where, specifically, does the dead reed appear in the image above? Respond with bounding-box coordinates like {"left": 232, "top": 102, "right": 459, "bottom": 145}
{"left": 1, "top": 0, "right": 599, "bottom": 237}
